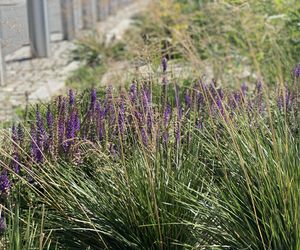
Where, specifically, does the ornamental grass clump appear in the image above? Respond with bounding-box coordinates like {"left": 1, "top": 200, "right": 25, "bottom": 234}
{"left": 0, "top": 65, "right": 299, "bottom": 248}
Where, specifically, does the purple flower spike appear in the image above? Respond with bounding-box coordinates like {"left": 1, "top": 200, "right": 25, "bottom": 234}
{"left": 11, "top": 124, "right": 17, "bottom": 143}
{"left": 75, "top": 112, "right": 81, "bottom": 132}
{"left": 30, "top": 124, "right": 37, "bottom": 157}
{"left": 95, "top": 101, "right": 101, "bottom": 116}
{"left": 0, "top": 215, "right": 6, "bottom": 233}
{"left": 285, "top": 88, "right": 291, "bottom": 108}
{"left": 141, "top": 128, "right": 148, "bottom": 146}
{"left": 195, "top": 119, "right": 202, "bottom": 129}
{"left": 0, "top": 173, "right": 10, "bottom": 193}
{"left": 11, "top": 153, "right": 20, "bottom": 173}
{"left": 162, "top": 57, "right": 168, "bottom": 73}
{"left": 241, "top": 82, "right": 248, "bottom": 96}
{"left": 46, "top": 105, "right": 53, "bottom": 131}
{"left": 58, "top": 116, "right": 65, "bottom": 146}
{"left": 142, "top": 87, "right": 151, "bottom": 112}
{"left": 118, "top": 97, "right": 125, "bottom": 134}
{"left": 134, "top": 110, "right": 143, "bottom": 126}
{"left": 90, "top": 88, "right": 97, "bottom": 110}
{"left": 256, "top": 81, "right": 263, "bottom": 94}
{"left": 98, "top": 116, "right": 105, "bottom": 141}
{"left": 175, "top": 123, "right": 181, "bottom": 146}
{"left": 277, "top": 86, "right": 291, "bottom": 110}
{"left": 184, "top": 90, "right": 192, "bottom": 109}
{"left": 69, "top": 89, "right": 75, "bottom": 107}
{"left": 30, "top": 123, "right": 42, "bottom": 163}
{"left": 64, "top": 109, "right": 77, "bottom": 150}
{"left": 216, "top": 98, "right": 225, "bottom": 118}
{"left": 36, "top": 108, "right": 45, "bottom": 138}
{"left": 147, "top": 111, "right": 153, "bottom": 134}
{"left": 129, "top": 83, "right": 138, "bottom": 103}
{"left": 162, "top": 131, "right": 169, "bottom": 144}
{"left": 17, "top": 123, "right": 24, "bottom": 145}
{"left": 68, "top": 111, "right": 77, "bottom": 138}
{"left": 163, "top": 103, "right": 172, "bottom": 126}
{"left": 197, "top": 91, "right": 204, "bottom": 110}
{"left": 36, "top": 108, "right": 46, "bottom": 154}
{"left": 209, "top": 82, "right": 217, "bottom": 99}
{"left": 293, "top": 64, "right": 300, "bottom": 78}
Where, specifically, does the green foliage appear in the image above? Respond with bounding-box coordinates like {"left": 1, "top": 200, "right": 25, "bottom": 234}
{"left": 176, "top": 111, "right": 300, "bottom": 249}
{"left": 133, "top": 0, "right": 300, "bottom": 85}
{"left": 1, "top": 79, "right": 299, "bottom": 248}
{"left": 66, "top": 65, "right": 106, "bottom": 90}
{"left": 1, "top": 202, "right": 56, "bottom": 250}
{"left": 67, "top": 34, "right": 130, "bottom": 90}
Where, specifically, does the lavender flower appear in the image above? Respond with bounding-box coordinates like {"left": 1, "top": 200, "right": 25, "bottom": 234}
{"left": 75, "top": 111, "right": 81, "bottom": 132}
{"left": 129, "top": 83, "right": 138, "bottom": 103}
{"left": 277, "top": 95, "right": 283, "bottom": 110}
{"left": 69, "top": 89, "right": 75, "bottom": 107}
{"left": 0, "top": 173, "right": 10, "bottom": 193}
{"left": 142, "top": 87, "right": 150, "bottom": 112}
{"left": 30, "top": 123, "right": 37, "bottom": 157}
{"left": 162, "top": 57, "right": 167, "bottom": 73}
{"left": 241, "top": 82, "right": 248, "bottom": 96}
{"left": 65, "top": 109, "right": 77, "bottom": 149}
{"left": 254, "top": 82, "right": 264, "bottom": 113}
{"left": 162, "top": 131, "right": 169, "bottom": 144}
{"left": 46, "top": 105, "right": 53, "bottom": 131}
{"left": 95, "top": 101, "right": 101, "bottom": 116}
{"left": 209, "top": 82, "right": 217, "bottom": 100}
{"left": 230, "top": 91, "right": 241, "bottom": 110}
{"left": 0, "top": 215, "right": 5, "bottom": 233}
{"left": 141, "top": 128, "right": 148, "bottom": 146}
{"left": 256, "top": 81, "right": 263, "bottom": 94}
{"left": 58, "top": 115, "right": 65, "bottom": 146}
{"left": 118, "top": 97, "right": 125, "bottom": 134}
{"left": 11, "top": 153, "right": 20, "bottom": 173}
{"left": 30, "top": 123, "right": 42, "bottom": 163}
{"left": 134, "top": 110, "right": 143, "bottom": 126}
{"left": 90, "top": 88, "right": 97, "bottom": 110}
{"left": 163, "top": 103, "right": 172, "bottom": 126}
{"left": 95, "top": 101, "right": 104, "bottom": 141}
{"left": 277, "top": 86, "right": 291, "bottom": 110}
{"left": 17, "top": 123, "right": 24, "bottom": 145}
{"left": 175, "top": 123, "right": 181, "bottom": 146}
{"left": 216, "top": 98, "right": 225, "bottom": 118}
{"left": 197, "top": 91, "right": 205, "bottom": 111}
{"left": 147, "top": 111, "right": 153, "bottom": 134}
{"left": 98, "top": 123, "right": 105, "bottom": 141}
{"left": 195, "top": 119, "right": 202, "bottom": 129}
{"left": 36, "top": 107, "right": 46, "bottom": 153}
{"left": 11, "top": 124, "right": 17, "bottom": 143}
{"left": 293, "top": 64, "right": 300, "bottom": 78}
{"left": 184, "top": 90, "right": 192, "bottom": 109}
{"left": 217, "top": 88, "right": 224, "bottom": 100}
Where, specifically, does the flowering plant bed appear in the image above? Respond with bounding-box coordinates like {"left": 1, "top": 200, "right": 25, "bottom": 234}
{"left": 0, "top": 62, "right": 299, "bottom": 249}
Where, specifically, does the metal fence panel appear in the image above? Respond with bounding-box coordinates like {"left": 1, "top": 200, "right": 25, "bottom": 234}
{"left": 0, "top": 0, "right": 29, "bottom": 55}
{"left": 27, "top": 0, "right": 50, "bottom": 57}
{"left": 48, "top": 0, "right": 63, "bottom": 34}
